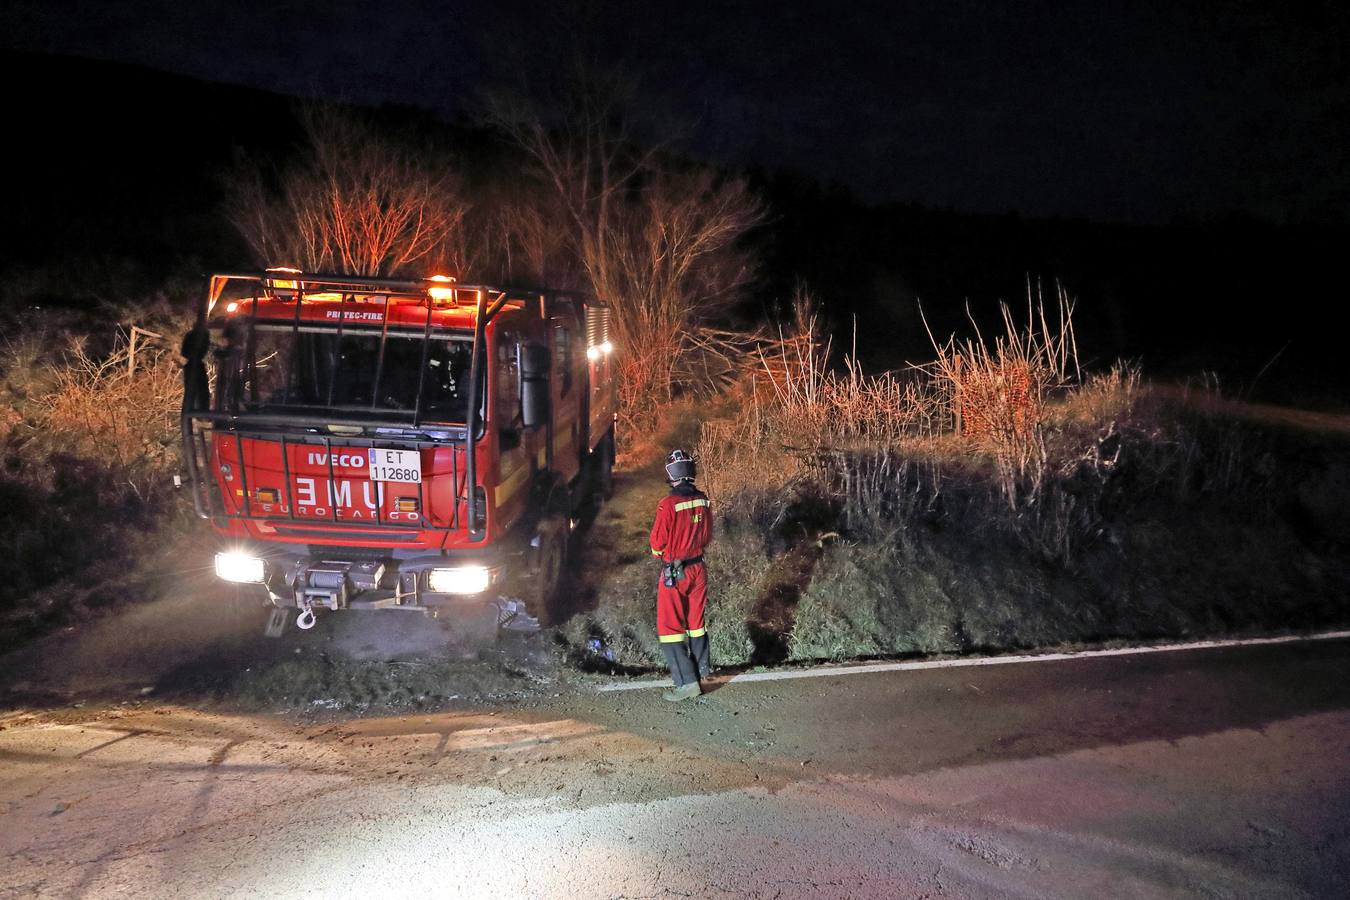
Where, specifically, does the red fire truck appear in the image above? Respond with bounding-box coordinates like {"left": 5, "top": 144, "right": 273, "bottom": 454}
{"left": 180, "top": 270, "right": 617, "bottom": 632}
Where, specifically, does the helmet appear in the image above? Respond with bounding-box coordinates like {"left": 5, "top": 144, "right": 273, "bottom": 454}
{"left": 665, "top": 449, "right": 697, "bottom": 484}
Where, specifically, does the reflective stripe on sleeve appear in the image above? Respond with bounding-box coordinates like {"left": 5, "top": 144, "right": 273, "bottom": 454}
{"left": 687, "top": 627, "right": 707, "bottom": 638}
{"left": 651, "top": 548, "right": 663, "bottom": 556}
{"left": 658, "top": 633, "right": 687, "bottom": 643}
{"left": 673, "top": 498, "right": 710, "bottom": 512}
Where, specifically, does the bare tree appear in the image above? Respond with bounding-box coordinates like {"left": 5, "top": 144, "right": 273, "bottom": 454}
{"left": 605, "top": 168, "right": 762, "bottom": 407}
{"left": 487, "top": 69, "right": 763, "bottom": 413}
{"left": 226, "top": 106, "right": 470, "bottom": 277}
{"left": 474, "top": 176, "right": 579, "bottom": 288}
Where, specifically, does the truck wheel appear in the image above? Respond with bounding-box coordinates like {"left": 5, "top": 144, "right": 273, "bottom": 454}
{"left": 526, "top": 517, "right": 567, "bottom": 624}
{"left": 597, "top": 429, "right": 615, "bottom": 502}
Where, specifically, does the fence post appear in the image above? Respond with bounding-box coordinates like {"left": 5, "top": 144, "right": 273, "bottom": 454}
{"left": 126, "top": 325, "right": 164, "bottom": 377}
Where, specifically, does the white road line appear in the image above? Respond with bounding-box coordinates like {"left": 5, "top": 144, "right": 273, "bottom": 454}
{"left": 595, "top": 629, "right": 1350, "bottom": 692}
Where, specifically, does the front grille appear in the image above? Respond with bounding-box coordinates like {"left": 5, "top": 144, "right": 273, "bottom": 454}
{"left": 270, "top": 525, "right": 423, "bottom": 541}
{"left": 303, "top": 544, "right": 417, "bottom": 560}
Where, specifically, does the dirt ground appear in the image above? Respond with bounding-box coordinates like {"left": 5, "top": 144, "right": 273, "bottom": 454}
{"left": 0, "top": 590, "right": 577, "bottom": 715}
{"left": 0, "top": 457, "right": 674, "bottom": 718}
{"left": 3, "top": 638, "right": 1348, "bottom": 897}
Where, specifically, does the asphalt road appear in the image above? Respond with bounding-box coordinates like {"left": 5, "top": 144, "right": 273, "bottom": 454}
{"left": 3, "top": 638, "right": 1349, "bottom": 899}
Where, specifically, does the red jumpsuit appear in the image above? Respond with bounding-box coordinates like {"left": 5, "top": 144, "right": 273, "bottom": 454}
{"left": 649, "top": 487, "right": 713, "bottom": 644}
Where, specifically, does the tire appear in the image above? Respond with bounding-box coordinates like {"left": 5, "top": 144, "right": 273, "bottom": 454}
{"left": 596, "top": 429, "right": 615, "bottom": 502}
{"left": 525, "top": 516, "right": 567, "bottom": 624}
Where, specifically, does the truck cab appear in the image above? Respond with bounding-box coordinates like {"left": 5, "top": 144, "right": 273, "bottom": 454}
{"left": 181, "top": 270, "right": 617, "bottom": 628}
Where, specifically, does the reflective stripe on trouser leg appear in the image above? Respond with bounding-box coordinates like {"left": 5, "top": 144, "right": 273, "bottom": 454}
{"left": 689, "top": 633, "right": 711, "bottom": 679}
{"left": 661, "top": 641, "right": 697, "bottom": 687}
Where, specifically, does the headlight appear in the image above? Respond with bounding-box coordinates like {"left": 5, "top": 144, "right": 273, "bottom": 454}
{"left": 427, "top": 565, "right": 492, "bottom": 595}
{"left": 215, "top": 552, "right": 266, "bottom": 584}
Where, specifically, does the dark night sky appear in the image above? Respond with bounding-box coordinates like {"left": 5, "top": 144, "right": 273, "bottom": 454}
{"left": 4, "top": 0, "right": 1348, "bottom": 224}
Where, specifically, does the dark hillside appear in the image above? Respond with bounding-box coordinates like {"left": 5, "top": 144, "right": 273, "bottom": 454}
{"left": 2, "top": 51, "right": 294, "bottom": 282}
{"left": 754, "top": 173, "right": 1350, "bottom": 409}
{"left": 2, "top": 50, "right": 503, "bottom": 310}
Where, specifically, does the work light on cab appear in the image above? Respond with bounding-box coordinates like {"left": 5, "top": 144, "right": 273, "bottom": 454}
{"left": 215, "top": 552, "right": 266, "bottom": 584}
{"left": 427, "top": 565, "right": 493, "bottom": 595}
{"left": 586, "top": 340, "right": 615, "bottom": 361}
{"left": 427, "top": 274, "right": 457, "bottom": 303}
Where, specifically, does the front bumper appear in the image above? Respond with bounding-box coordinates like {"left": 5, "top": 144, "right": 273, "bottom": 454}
{"left": 215, "top": 544, "right": 515, "bottom": 612}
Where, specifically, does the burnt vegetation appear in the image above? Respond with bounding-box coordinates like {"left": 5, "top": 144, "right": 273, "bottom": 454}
{"left": 2, "top": 50, "right": 1348, "bottom": 673}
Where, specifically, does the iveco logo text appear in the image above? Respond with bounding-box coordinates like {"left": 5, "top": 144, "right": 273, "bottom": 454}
{"left": 307, "top": 452, "right": 367, "bottom": 468}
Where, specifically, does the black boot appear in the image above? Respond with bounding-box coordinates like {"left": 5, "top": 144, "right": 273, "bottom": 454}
{"left": 690, "top": 634, "right": 712, "bottom": 679}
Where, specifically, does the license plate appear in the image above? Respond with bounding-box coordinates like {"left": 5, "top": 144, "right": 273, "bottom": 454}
{"left": 368, "top": 448, "right": 422, "bottom": 483}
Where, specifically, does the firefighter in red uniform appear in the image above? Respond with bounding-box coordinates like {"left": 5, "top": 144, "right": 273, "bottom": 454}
{"left": 650, "top": 449, "right": 714, "bottom": 702}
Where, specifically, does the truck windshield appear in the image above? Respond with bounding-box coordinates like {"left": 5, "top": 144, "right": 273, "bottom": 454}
{"left": 221, "top": 325, "right": 480, "bottom": 423}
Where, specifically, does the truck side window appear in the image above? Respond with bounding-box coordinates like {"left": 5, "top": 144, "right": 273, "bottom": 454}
{"left": 496, "top": 331, "right": 522, "bottom": 450}
{"left": 554, "top": 324, "right": 573, "bottom": 397}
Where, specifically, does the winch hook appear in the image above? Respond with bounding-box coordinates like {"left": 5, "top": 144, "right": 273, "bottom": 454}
{"left": 295, "top": 608, "right": 317, "bottom": 630}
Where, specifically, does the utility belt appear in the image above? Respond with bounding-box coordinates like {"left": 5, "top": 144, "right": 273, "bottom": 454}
{"left": 660, "top": 555, "right": 704, "bottom": 587}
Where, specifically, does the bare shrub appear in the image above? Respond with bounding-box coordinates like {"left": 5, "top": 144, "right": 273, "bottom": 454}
{"left": 225, "top": 106, "right": 470, "bottom": 277}
{"left": 0, "top": 307, "right": 203, "bottom": 640}
{"left": 36, "top": 327, "right": 182, "bottom": 492}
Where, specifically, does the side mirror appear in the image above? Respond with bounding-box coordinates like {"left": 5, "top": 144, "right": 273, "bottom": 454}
{"left": 180, "top": 324, "right": 211, "bottom": 413}
{"left": 519, "top": 342, "right": 550, "bottom": 428}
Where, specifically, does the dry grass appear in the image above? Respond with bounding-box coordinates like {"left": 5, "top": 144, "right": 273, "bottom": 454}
{"left": 36, "top": 328, "right": 182, "bottom": 487}
{"left": 698, "top": 284, "right": 1146, "bottom": 563}
{"left": 920, "top": 282, "right": 1080, "bottom": 510}
{"left": 0, "top": 312, "right": 193, "bottom": 641}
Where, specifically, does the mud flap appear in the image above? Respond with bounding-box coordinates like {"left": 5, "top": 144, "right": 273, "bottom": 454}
{"left": 495, "top": 598, "right": 541, "bottom": 633}
{"left": 263, "top": 607, "right": 290, "bottom": 638}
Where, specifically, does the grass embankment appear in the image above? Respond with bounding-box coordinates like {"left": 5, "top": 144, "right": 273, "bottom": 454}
{"left": 562, "top": 301, "right": 1350, "bottom": 673}
{"left": 553, "top": 400, "right": 765, "bottom": 671}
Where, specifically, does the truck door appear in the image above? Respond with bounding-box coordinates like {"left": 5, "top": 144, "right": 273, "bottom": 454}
{"left": 550, "top": 303, "right": 583, "bottom": 484}
{"left": 493, "top": 325, "right": 530, "bottom": 528}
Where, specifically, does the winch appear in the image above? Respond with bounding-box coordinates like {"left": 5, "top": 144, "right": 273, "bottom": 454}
{"left": 296, "top": 559, "right": 386, "bottom": 611}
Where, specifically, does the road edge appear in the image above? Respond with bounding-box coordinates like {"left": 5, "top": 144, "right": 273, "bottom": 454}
{"left": 595, "top": 629, "right": 1350, "bottom": 692}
